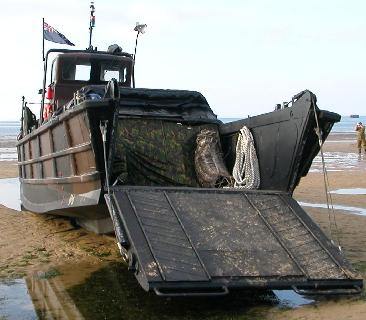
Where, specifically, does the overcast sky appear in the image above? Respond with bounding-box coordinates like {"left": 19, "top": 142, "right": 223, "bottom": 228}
{"left": 1, "top": 0, "right": 365, "bottom": 121}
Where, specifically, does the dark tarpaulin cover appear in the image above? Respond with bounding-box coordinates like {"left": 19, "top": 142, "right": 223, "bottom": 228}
{"left": 117, "top": 88, "right": 219, "bottom": 122}
{"left": 80, "top": 86, "right": 219, "bottom": 123}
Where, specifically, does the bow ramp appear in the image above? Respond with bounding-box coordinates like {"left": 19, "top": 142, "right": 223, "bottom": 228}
{"left": 106, "top": 187, "right": 362, "bottom": 296}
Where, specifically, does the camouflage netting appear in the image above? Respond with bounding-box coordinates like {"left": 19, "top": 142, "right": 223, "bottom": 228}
{"left": 112, "top": 118, "right": 221, "bottom": 187}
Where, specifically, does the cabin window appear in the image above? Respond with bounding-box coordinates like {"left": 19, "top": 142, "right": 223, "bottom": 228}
{"left": 62, "top": 61, "right": 91, "bottom": 81}
{"left": 100, "top": 62, "right": 127, "bottom": 83}
{"left": 75, "top": 64, "right": 91, "bottom": 81}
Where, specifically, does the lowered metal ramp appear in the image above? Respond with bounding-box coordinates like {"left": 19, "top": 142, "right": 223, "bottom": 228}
{"left": 106, "top": 187, "right": 362, "bottom": 296}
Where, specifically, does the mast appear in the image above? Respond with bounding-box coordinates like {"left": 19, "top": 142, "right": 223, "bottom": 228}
{"left": 20, "top": 96, "right": 25, "bottom": 136}
{"left": 42, "top": 18, "right": 45, "bottom": 61}
{"left": 88, "top": 1, "right": 95, "bottom": 50}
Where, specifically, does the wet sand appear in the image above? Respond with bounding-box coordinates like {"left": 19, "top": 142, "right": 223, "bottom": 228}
{"left": 1, "top": 132, "right": 366, "bottom": 319}
{"left": 0, "top": 136, "right": 122, "bottom": 278}
{"left": 293, "top": 135, "right": 366, "bottom": 267}
{"left": 0, "top": 200, "right": 120, "bottom": 278}
{"left": 324, "top": 132, "right": 366, "bottom": 153}
{"left": 0, "top": 161, "right": 18, "bottom": 178}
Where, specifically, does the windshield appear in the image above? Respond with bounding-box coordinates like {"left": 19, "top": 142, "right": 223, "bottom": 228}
{"left": 100, "top": 61, "right": 128, "bottom": 83}
{"left": 59, "top": 57, "right": 130, "bottom": 84}
{"left": 62, "top": 60, "right": 91, "bottom": 81}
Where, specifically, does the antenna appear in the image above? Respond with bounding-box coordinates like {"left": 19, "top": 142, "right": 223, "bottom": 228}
{"left": 88, "top": 1, "right": 96, "bottom": 50}
{"left": 133, "top": 22, "right": 147, "bottom": 58}
{"left": 132, "top": 22, "right": 147, "bottom": 88}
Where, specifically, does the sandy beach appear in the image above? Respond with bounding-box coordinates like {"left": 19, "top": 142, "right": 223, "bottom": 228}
{"left": 1, "top": 131, "right": 366, "bottom": 319}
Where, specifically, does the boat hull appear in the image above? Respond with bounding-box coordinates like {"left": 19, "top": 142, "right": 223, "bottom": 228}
{"left": 17, "top": 100, "right": 116, "bottom": 220}
{"left": 20, "top": 174, "right": 105, "bottom": 219}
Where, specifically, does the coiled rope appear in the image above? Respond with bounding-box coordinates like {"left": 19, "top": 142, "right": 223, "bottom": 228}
{"left": 232, "top": 126, "right": 260, "bottom": 189}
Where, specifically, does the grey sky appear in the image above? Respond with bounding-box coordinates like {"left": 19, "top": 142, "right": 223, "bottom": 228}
{"left": 1, "top": 0, "right": 365, "bottom": 120}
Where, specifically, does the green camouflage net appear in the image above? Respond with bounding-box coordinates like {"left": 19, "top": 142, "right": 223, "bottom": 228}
{"left": 112, "top": 118, "right": 220, "bottom": 187}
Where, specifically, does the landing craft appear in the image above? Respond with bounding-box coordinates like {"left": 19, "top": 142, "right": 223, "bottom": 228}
{"left": 17, "top": 4, "right": 362, "bottom": 296}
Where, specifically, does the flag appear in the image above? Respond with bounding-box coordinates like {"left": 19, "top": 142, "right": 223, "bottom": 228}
{"left": 43, "top": 21, "right": 75, "bottom": 46}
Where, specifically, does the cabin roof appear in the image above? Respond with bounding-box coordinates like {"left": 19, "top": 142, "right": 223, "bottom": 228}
{"left": 56, "top": 51, "right": 133, "bottom": 61}
{"left": 44, "top": 48, "right": 134, "bottom": 64}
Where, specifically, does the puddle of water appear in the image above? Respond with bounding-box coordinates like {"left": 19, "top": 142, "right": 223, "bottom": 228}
{"left": 310, "top": 152, "right": 366, "bottom": 172}
{"left": 299, "top": 201, "right": 366, "bottom": 216}
{"left": 0, "top": 178, "right": 21, "bottom": 211}
{"left": 0, "top": 279, "right": 38, "bottom": 319}
{"left": 330, "top": 188, "right": 366, "bottom": 195}
{"left": 0, "top": 262, "right": 317, "bottom": 320}
{"left": 273, "top": 290, "right": 314, "bottom": 307}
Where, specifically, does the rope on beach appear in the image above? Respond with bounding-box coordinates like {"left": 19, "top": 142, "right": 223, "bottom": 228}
{"left": 232, "top": 126, "right": 260, "bottom": 189}
{"left": 312, "top": 99, "right": 342, "bottom": 251}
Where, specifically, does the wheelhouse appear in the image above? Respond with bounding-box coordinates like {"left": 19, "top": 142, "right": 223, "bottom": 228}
{"left": 42, "top": 49, "right": 134, "bottom": 120}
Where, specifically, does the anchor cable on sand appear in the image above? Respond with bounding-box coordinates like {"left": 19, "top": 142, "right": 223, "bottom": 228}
{"left": 232, "top": 126, "right": 260, "bottom": 189}
{"left": 313, "top": 103, "right": 342, "bottom": 252}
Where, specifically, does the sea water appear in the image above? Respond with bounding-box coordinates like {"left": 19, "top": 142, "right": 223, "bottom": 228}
{"left": 0, "top": 121, "right": 19, "bottom": 162}
{"left": 0, "top": 178, "right": 20, "bottom": 211}
{"left": 332, "top": 115, "right": 366, "bottom": 133}
{"left": 0, "top": 121, "right": 20, "bottom": 137}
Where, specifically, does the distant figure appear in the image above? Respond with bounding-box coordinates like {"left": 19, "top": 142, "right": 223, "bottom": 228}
{"left": 355, "top": 122, "right": 366, "bottom": 153}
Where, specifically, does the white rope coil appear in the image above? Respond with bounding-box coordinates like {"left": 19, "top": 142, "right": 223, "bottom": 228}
{"left": 232, "top": 126, "right": 260, "bottom": 189}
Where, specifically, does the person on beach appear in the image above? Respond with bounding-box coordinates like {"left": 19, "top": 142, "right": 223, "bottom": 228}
{"left": 355, "top": 122, "right": 366, "bottom": 153}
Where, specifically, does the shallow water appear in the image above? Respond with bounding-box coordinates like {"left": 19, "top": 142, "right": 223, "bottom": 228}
{"left": 273, "top": 290, "right": 313, "bottom": 307}
{"left": 0, "top": 279, "right": 38, "bottom": 319}
{"left": 299, "top": 201, "right": 366, "bottom": 216}
{"left": 0, "top": 262, "right": 317, "bottom": 320}
{"left": 332, "top": 116, "right": 366, "bottom": 133}
{"left": 325, "top": 140, "right": 354, "bottom": 143}
{"left": 0, "top": 147, "right": 17, "bottom": 161}
{"left": 330, "top": 188, "right": 366, "bottom": 195}
{"left": 310, "top": 152, "right": 366, "bottom": 172}
{"left": 0, "top": 178, "right": 20, "bottom": 211}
